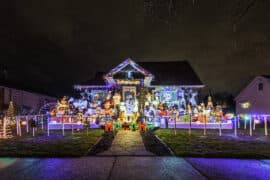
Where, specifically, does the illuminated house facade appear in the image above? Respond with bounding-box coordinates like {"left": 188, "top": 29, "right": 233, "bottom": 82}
{"left": 73, "top": 58, "right": 204, "bottom": 122}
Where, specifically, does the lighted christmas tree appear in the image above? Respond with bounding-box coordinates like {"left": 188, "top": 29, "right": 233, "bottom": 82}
{"left": 7, "top": 101, "right": 15, "bottom": 118}
{"left": 0, "top": 116, "right": 13, "bottom": 139}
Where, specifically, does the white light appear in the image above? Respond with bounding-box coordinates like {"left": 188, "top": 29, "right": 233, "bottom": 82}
{"left": 240, "top": 102, "right": 251, "bottom": 109}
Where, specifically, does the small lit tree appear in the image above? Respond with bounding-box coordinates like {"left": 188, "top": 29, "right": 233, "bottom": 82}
{"left": 0, "top": 116, "right": 13, "bottom": 139}
{"left": 7, "top": 101, "right": 15, "bottom": 118}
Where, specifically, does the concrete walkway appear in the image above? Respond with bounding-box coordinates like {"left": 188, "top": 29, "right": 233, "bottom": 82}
{"left": 99, "top": 130, "right": 154, "bottom": 156}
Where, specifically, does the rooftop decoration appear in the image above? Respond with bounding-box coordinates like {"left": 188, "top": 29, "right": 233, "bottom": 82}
{"left": 104, "top": 58, "right": 154, "bottom": 87}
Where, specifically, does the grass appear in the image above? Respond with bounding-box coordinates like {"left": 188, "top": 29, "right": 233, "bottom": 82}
{"left": 155, "top": 128, "right": 270, "bottom": 159}
{"left": 88, "top": 131, "right": 116, "bottom": 155}
{"left": 0, "top": 129, "right": 104, "bottom": 157}
{"left": 141, "top": 129, "right": 172, "bottom": 156}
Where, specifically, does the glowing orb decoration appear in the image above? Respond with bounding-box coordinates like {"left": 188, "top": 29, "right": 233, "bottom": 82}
{"left": 254, "top": 119, "right": 260, "bottom": 124}
{"left": 21, "top": 121, "right": 27, "bottom": 125}
{"left": 225, "top": 113, "right": 234, "bottom": 119}
{"left": 244, "top": 115, "right": 251, "bottom": 120}
{"left": 240, "top": 102, "right": 251, "bottom": 109}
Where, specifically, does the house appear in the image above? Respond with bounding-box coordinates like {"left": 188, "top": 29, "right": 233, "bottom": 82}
{"left": 73, "top": 58, "right": 204, "bottom": 120}
{"left": 235, "top": 75, "right": 270, "bottom": 115}
{"left": 0, "top": 83, "right": 57, "bottom": 113}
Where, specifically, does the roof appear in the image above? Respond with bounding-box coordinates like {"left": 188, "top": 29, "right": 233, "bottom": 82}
{"left": 235, "top": 75, "right": 270, "bottom": 101}
{"left": 261, "top": 75, "right": 270, "bottom": 79}
{"left": 79, "top": 72, "right": 107, "bottom": 86}
{"left": 137, "top": 61, "right": 203, "bottom": 86}
{"left": 0, "top": 80, "right": 57, "bottom": 98}
{"left": 77, "top": 59, "right": 203, "bottom": 87}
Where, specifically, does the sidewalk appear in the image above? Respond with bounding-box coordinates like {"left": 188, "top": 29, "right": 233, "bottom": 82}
{"left": 99, "top": 130, "right": 154, "bottom": 156}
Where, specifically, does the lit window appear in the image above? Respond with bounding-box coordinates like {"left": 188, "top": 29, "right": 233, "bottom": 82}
{"left": 258, "top": 83, "right": 263, "bottom": 91}
{"left": 240, "top": 102, "right": 251, "bottom": 109}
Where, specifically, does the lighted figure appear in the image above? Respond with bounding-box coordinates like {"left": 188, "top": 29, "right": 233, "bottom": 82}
{"left": 178, "top": 90, "right": 186, "bottom": 109}
{"left": 152, "top": 92, "right": 160, "bottom": 108}
{"left": 187, "top": 104, "right": 192, "bottom": 114}
{"left": 197, "top": 102, "right": 206, "bottom": 122}
{"left": 145, "top": 92, "right": 152, "bottom": 105}
{"left": 118, "top": 111, "right": 126, "bottom": 122}
{"left": 204, "top": 109, "right": 211, "bottom": 123}
{"left": 73, "top": 99, "right": 88, "bottom": 111}
{"left": 93, "top": 94, "right": 100, "bottom": 103}
{"left": 90, "top": 102, "right": 98, "bottom": 109}
{"left": 169, "top": 106, "right": 175, "bottom": 121}
{"left": 215, "top": 105, "right": 223, "bottom": 122}
{"left": 56, "top": 97, "right": 69, "bottom": 115}
{"left": 77, "top": 112, "right": 84, "bottom": 121}
{"left": 80, "top": 89, "right": 91, "bottom": 101}
{"left": 158, "top": 103, "right": 168, "bottom": 116}
{"left": 134, "top": 99, "right": 139, "bottom": 112}
{"left": 119, "top": 102, "right": 126, "bottom": 113}
{"left": 50, "top": 109, "right": 56, "bottom": 116}
{"left": 112, "top": 92, "right": 121, "bottom": 105}
{"left": 207, "top": 95, "right": 213, "bottom": 110}
{"left": 106, "top": 91, "right": 112, "bottom": 100}
{"left": 163, "top": 92, "right": 172, "bottom": 102}
{"left": 209, "top": 109, "right": 216, "bottom": 122}
{"left": 125, "top": 92, "right": 135, "bottom": 115}
{"left": 189, "top": 91, "right": 198, "bottom": 107}
{"left": 144, "top": 105, "right": 155, "bottom": 122}
{"left": 103, "top": 100, "right": 113, "bottom": 116}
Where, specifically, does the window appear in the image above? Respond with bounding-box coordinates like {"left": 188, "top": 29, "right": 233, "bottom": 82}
{"left": 240, "top": 102, "right": 251, "bottom": 109}
{"left": 258, "top": 83, "right": 263, "bottom": 91}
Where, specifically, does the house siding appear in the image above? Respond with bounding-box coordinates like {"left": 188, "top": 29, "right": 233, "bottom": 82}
{"left": 235, "top": 76, "right": 270, "bottom": 114}
{"left": 0, "top": 86, "right": 57, "bottom": 112}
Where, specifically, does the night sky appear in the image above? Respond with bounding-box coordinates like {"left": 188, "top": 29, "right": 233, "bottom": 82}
{"left": 1, "top": 0, "right": 270, "bottom": 97}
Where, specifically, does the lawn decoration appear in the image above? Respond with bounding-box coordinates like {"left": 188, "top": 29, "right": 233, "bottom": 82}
{"left": 30, "top": 117, "right": 36, "bottom": 137}
{"left": 113, "top": 121, "right": 122, "bottom": 131}
{"left": 0, "top": 116, "right": 13, "bottom": 139}
{"left": 146, "top": 121, "right": 155, "bottom": 130}
{"left": 138, "top": 118, "right": 146, "bottom": 132}
{"left": 104, "top": 100, "right": 113, "bottom": 116}
{"left": 56, "top": 97, "right": 69, "bottom": 115}
{"left": 105, "top": 121, "right": 113, "bottom": 132}
{"left": 129, "top": 121, "right": 138, "bottom": 131}
{"left": 7, "top": 101, "right": 15, "bottom": 119}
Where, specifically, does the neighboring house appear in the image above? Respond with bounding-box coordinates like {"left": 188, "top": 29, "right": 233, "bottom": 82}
{"left": 0, "top": 85, "right": 57, "bottom": 113}
{"left": 235, "top": 75, "right": 270, "bottom": 115}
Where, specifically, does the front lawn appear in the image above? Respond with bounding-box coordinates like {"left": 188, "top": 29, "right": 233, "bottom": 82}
{"left": 155, "top": 129, "right": 270, "bottom": 158}
{"left": 0, "top": 129, "right": 103, "bottom": 157}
